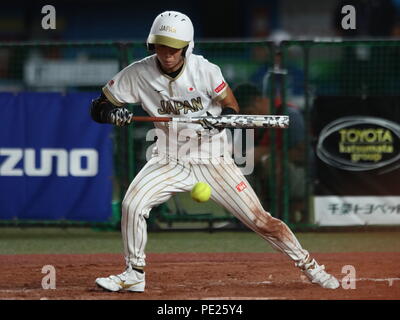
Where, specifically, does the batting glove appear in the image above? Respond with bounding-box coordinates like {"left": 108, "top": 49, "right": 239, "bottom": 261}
{"left": 198, "top": 112, "right": 215, "bottom": 130}
{"left": 199, "top": 107, "right": 238, "bottom": 130}
{"left": 109, "top": 107, "right": 133, "bottom": 127}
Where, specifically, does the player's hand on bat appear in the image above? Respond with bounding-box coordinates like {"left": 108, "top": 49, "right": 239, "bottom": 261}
{"left": 198, "top": 112, "right": 216, "bottom": 130}
{"left": 198, "top": 112, "right": 222, "bottom": 135}
{"left": 109, "top": 107, "right": 133, "bottom": 127}
{"left": 199, "top": 107, "right": 238, "bottom": 132}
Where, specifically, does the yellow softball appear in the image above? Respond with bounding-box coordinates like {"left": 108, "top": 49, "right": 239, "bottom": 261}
{"left": 191, "top": 182, "right": 211, "bottom": 202}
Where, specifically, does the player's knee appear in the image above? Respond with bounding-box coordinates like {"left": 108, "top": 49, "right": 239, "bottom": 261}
{"left": 122, "top": 197, "right": 150, "bottom": 218}
{"left": 122, "top": 197, "right": 140, "bottom": 215}
{"left": 121, "top": 198, "right": 131, "bottom": 215}
{"left": 121, "top": 186, "right": 144, "bottom": 214}
{"left": 253, "top": 210, "right": 286, "bottom": 237}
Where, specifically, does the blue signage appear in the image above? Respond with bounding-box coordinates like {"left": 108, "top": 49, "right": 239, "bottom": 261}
{"left": 0, "top": 92, "right": 113, "bottom": 222}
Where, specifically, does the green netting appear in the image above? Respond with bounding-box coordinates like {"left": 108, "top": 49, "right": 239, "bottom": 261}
{"left": 0, "top": 41, "right": 273, "bottom": 95}
{"left": 0, "top": 42, "right": 121, "bottom": 92}
{"left": 283, "top": 40, "right": 400, "bottom": 97}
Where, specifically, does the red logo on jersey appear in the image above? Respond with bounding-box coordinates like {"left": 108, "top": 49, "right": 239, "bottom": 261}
{"left": 214, "top": 81, "right": 226, "bottom": 93}
{"left": 188, "top": 87, "right": 196, "bottom": 92}
{"left": 108, "top": 79, "right": 114, "bottom": 87}
{"left": 236, "top": 181, "right": 247, "bottom": 192}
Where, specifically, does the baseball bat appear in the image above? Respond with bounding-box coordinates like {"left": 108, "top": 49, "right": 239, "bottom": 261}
{"left": 131, "top": 115, "right": 289, "bottom": 129}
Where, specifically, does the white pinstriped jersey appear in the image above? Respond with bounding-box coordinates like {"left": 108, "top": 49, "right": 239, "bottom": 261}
{"left": 102, "top": 54, "right": 231, "bottom": 158}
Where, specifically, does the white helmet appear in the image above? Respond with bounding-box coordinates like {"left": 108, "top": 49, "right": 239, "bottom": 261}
{"left": 147, "top": 11, "right": 194, "bottom": 57}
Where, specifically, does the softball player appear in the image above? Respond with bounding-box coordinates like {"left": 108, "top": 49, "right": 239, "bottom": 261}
{"left": 90, "top": 11, "right": 339, "bottom": 292}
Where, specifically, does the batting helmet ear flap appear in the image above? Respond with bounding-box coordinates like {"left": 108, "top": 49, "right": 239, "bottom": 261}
{"left": 182, "top": 45, "right": 189, "bottom": 57}
{"left": 147, "top": 43, "right": 155, "bottom": 52}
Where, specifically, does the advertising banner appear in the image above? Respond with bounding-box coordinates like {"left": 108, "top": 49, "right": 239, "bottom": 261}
{"left": 314, "top": 196, "right": 400, "bottom": 226}
{"left": 0, "top": 92, "right": 113, "bottom": 222}
{"left": 312, "top": 96, "right": 400, "bottom": 226}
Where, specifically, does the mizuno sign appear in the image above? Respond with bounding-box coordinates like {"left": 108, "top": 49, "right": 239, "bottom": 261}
{"left": 0, "top": 148, "right": 98, "bottom": 177}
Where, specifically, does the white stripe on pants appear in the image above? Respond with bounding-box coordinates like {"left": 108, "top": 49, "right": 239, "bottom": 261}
{"left": 121, "top": 155, "right": 309, "bottom": 268}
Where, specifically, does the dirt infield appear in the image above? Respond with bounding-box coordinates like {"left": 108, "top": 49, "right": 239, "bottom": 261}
{"left": 0, "top": 252, "right": 399, "bottom": 300}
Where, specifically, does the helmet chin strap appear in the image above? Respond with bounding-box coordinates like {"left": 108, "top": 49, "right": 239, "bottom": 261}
{"left": 185, "top": 41, "right": 194, "bottom": 57}
{"left": 182, "top": 45, "right": 189, "bottom": 57}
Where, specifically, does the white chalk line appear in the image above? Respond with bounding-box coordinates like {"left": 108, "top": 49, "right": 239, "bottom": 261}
{"left": 253, "top": 277, "right": 400, "bottom": 286}
{"left": 356, "top": 277, "right": 400, "bottom": 282}
{"left": 0, "top": 289, "right": 42, "bottom": 293}
{"left": 354, "top": 277, "right": 400, "bottom": 286}
{"left": 0, "top": 277, "right": 398, "bottom": 297}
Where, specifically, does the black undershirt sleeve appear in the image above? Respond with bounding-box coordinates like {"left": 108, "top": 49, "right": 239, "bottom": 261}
{"left": 90, "top": 93, "right": 118, "bottom": 124}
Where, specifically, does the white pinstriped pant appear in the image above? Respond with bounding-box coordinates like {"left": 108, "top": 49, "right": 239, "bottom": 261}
{"left": 121, "top": 154, "right": 310, "bottom": 268}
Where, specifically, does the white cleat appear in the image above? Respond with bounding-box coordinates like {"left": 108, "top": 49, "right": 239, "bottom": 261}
{"left": 95, "top": 266, "right": 145, "bottom": 292}
{"left": 299, "top": 259, "right": 340, "bottom": 289}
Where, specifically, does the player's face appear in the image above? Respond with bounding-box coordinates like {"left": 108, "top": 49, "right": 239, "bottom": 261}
{"left": 155, "top": 44, "right": 184, "bottom": 73}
